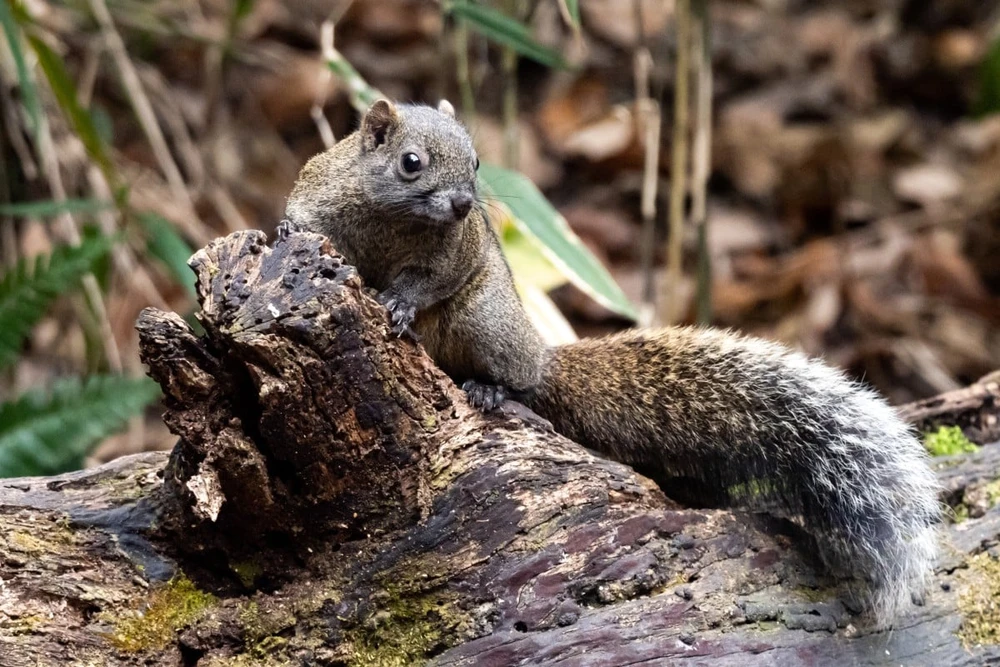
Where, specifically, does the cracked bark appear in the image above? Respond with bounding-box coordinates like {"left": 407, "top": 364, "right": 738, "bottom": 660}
{"left": 1, "top": 228, "right": 998, "bottom": 666}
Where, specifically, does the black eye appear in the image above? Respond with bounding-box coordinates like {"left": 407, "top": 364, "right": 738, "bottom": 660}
{"left": 401, "top": 153, "right": 422, "bottom": 173}
{"left": 474, "top": 157, "right": 480, "bottom": 171}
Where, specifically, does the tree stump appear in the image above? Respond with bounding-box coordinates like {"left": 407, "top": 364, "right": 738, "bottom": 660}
{"left": 1, "top": 229, "right": 998, "bottom": 666}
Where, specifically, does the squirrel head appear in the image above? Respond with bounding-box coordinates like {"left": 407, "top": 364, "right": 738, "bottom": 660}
{"left": 357, "top": 99, "right": 480, "bottom": 225}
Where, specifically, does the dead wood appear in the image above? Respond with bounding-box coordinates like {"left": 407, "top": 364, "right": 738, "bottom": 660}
{"left": 1, "top": 228, "right": 999, "bottom": 667}
{"left": 898, "top": 371, "right": 1000, "bottom": 445}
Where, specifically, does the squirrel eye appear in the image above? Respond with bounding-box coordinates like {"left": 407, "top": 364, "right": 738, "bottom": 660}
{"left": 401, "top": 153, "right": 423, "bottom": 174}
{"left": 474, "top": 157, "right": 480, "bottom": 171}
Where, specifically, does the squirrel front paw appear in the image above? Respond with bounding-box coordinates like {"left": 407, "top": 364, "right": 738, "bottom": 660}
{"left": 378, "top": 293, "right": 420, "bottom": 341}
{"left": 276, "top": 218, "right": 304, "bottom": 240}
{"left": 462, "top": 380, "right": 507, "bottom": 412}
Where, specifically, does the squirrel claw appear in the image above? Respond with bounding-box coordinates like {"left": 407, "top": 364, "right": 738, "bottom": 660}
{"left": 462, "top": 380, "right": 506, "bottom": 412}
{"left": 378, "top": 294, "right": 420, "bottom": 341}
{"left": 390, "top": 321, "right": 421, "bottom": 341}
{"left": 276, "top": 218, "right": 304, "bottom": 240}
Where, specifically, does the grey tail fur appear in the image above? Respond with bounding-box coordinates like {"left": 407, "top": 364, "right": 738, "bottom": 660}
{"left": 524, "top": 327, "right": 941, "bottom": 627}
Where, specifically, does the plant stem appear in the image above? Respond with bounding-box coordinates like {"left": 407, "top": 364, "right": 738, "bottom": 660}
{"left": 660, "top": 0, "right": 691, "bottom": 325}
{"left": 455, "top": 20, "right": 477, "bottom": 121}
{"left": 692, "top": 0, "right": 713, "bottom": 325}
{"left": 635, "top": 44, "right": 661, "bottom": 327}
{"left": 501, "top": 0, "right": 521, "bottom": 169}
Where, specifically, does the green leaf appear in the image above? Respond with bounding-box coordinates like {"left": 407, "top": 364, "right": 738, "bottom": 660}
{"left": 25, "top": 33, "right": 115, "bottom": 180}
{"left": 515, "top": 280, "right": 577, "bottom": 346}
{"left": 500, "top": 221, "right": 566, "bottom": 293}
{"left": 0, "top": 198, "right": 111, "bottom": 218}
{"left": 0, "top": 0, "right": 42, "bottom": 144}
{"left": 233, "top": 0, "right": 255, "bottom": 21}
{"left": 0, "top": 375, "right": 161, "bottom": 478}
{"left": 447, "top": 1, "right": 568, "bottom": 69}
{"left": 0, "top": 0, "right": 42, "bottom": 143}
{"left": 975, "top": 36, "right": 1000, "bottom": 117}
{"left": 0, "top": 233, "right": 116, "bottom": 370}
{"left": 137, "top": 212, "right": 196, "bottom": 298}
{"left": 224, "top": 0, "right": 256, "bottom": 55}
{"left": 565, "top": 0, "right": 580, "bottom": 26}
{"left": 89, "top": 103, "right": 115, "bottom": 146}
{"left": 325, "top": 52, "right": 383, "bottom": 112}
{"left": 479, "top": 162, "right": 638, "bottom": 320}
{"left": 924, "top": 425, "right": 979, "bottom": 457}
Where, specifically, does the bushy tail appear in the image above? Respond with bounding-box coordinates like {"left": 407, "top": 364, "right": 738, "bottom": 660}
{"left": 795, "top": 391, "right": 941, "bottom": 625}
{"left": 524, "top": 327, "right": 942, "bottom": 627}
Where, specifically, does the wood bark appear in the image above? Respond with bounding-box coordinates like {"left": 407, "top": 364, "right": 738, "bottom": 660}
{"left": 897, "top": 370, "right": 1000, "bottom": 445}
{"left": 1, "top": 228, "right": 999, "bottom": 667}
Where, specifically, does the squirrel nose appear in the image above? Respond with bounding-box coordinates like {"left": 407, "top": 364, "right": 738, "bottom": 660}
{"left": 450, "top": 192, "right": 474, "bottom": 219}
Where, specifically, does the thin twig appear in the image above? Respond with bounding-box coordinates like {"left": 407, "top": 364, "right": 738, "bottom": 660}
{"left": 556, "top": 0, "right": 574, "bottom": 27}
{"left": 323, "top": 39, "right": 382, "bottom": 113}
{"left": 501, "top": 0, "right": 522, "bottom": 169}
{"left": 87, "top": 0, "right": 196, "bottom": 217}
{"left": 556, "top": 0, "right": 583, "bottom": 49}
{"left": 77, "top": 43, "right": 101, "bottom": 107}
{"left": 208, "top": 182, "right": 251, "bottom": 233}
{"left": 137, "top": 65, "right": 206, "bottom": 190}
{"left": 35, "top": 103, "right": 123, "bottom": 374}
{"left": 202, "top": 0, "right": 241, "bottom": 129}
{"left": 660, "top": 0, "right": 691, "bottom": 325}
{"left": 634, "top": 47, "right": 661, "bottom": 328}
{"left": 454, "top": 20, "right": 477, "bottom": 122}
{"left": 691, "top": 0, "right": 713, "bottom": 324}
{"left": 86, "top": 164, "right": 170, "bottom": 311}
{"left": 0, "top": 125, "right": 15, "bottom": 269}
{"left": 0, "top": 80, "right": 39, "bottom": 180}
{"left": 312, "top": 21, "right": 338, "bottom": 150}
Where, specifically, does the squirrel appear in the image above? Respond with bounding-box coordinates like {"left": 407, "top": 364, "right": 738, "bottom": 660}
{"left": 285, "top": 99, "right": 941, "bottom": 628}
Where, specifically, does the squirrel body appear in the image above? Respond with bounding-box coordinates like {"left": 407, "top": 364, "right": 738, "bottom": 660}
{"left": 286, "top": 100, "right": 940, "bottom": 627}
{"left": 287, "top": 102, "right": 544, "bottom": 396}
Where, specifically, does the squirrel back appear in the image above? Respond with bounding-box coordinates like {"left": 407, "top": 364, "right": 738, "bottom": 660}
{"left": 285, "top": 100, "right": 941, "bottom": 628}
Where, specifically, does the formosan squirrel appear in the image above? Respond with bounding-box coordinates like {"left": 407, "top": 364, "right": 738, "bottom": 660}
{"left": 285, "top": 99, "right": 941, "bottom": 627}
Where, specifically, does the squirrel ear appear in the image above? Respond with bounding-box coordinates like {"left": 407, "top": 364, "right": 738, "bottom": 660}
{"left": 437, "top": 99, "right": 456, "bottom": 118}
{"left": 362, "top": 99, "right": 399, "bottom": 151}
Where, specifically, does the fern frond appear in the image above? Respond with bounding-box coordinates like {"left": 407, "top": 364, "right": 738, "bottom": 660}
{"left": 0, "top": 234, "right": 115, "bottom": 370}
{"left": 0, "top": 375, "right": 161, "bottom": 478}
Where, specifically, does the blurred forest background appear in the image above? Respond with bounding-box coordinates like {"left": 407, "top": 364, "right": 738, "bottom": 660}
{"left": 2, "top": 0, "right": 1000, "bottom": 477}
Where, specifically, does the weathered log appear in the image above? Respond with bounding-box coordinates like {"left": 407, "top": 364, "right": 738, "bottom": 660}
{"left": 897, "top": 371, "right": 1000, "bottom": 445}
{"left": 1, "top": 229, "right": 999, "bottom": 666}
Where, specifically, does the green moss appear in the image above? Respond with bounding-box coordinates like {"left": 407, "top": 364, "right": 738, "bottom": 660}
{"left": 110, "top": 575, "right": 217, "bottom": 652}
{"left": 9, "top": 531, "right": 47, "bottom": 554}
{"left": 240, "top": 601, "right": 262, "bottom": 634}
{"left": 924, "top": 426, "right": 979, "bottom": 457}
{"left": 96, "top": 475, "right": 153, "bottom": 501}
{"left": 953, "top": 504, "right": 970, "bottom": 524}
{"left": 6, "top": 518, "right": 80, "bottom": 556}
{"left": 345, "top": 583, "right": 466, "bottom": 667}
{"left": 793, "top": 586, "right": 839, "bottom": 603}
{"left": 727, "top": 478, "right": 778, "bottom": 500}
{"left": 4, "top": 614, "right": 45, "bottom": 635}
{"left": 239, "top": 600, "right": 295, "bottom": 657}
{"left": 231, "top": 560, "right": 263, "bottom": 588}
{"left": 984, "top": 480, "right": 1000, "bottom": 507}
{"left": 958, "top": 552, "right": 1000, "bottom": 648}
{"left": 201, "top": 653, "right": 291, "bottom": 667}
